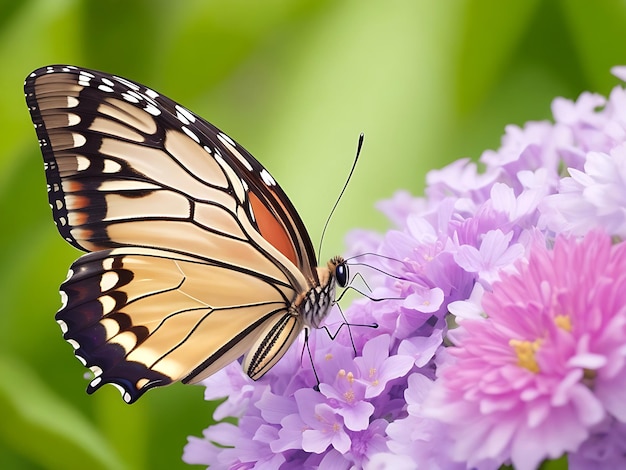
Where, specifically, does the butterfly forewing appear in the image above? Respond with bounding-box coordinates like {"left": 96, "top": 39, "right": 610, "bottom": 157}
{"left": 25, "top": 65, "right": 335, "bottom": 403}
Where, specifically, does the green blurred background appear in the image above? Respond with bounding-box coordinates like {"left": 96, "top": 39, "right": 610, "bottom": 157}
{"left": 2, "top": 1, "right": 626, "bottom": 469}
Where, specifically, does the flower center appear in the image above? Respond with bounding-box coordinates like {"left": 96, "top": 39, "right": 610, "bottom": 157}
{"left": 554, "top": 314, "right": 572, "bottom": 332}
{"left": 509, "top": 338, "right": 541, "bottom": 373}
{"left": 368, "top": 367, "right": 379, "bottom": 386}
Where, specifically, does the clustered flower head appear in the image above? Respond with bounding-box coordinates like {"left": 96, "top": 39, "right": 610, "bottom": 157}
{"left": 183, "top": 67, "right": 626, "bottom": 469}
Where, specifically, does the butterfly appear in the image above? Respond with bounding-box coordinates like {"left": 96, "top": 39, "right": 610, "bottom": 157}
{"left": 24, "top": 65, "right": 349, "bottom": 403}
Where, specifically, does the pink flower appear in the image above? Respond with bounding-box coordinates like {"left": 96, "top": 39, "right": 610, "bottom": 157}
{"left": 426, "top": 231, "right": 626, "bottom": 470}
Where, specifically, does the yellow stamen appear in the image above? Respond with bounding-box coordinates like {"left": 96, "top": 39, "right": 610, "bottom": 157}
{"left": 369, "top": 367, "right": 379, "bottom": 386}
{"left": 509, "top": 338, "right": 541, "bottom": 373}
{"left": 554, "top": 314, "right": 572, "bottom": 332}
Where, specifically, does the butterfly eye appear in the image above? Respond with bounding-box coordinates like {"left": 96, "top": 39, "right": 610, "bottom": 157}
{"left": 335, "top": 262, "right": 349, "bottom": 288}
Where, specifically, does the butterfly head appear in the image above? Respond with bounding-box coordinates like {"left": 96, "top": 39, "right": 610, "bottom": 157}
{"left": 329, "top": 256, "right": 348, "bottom": 288}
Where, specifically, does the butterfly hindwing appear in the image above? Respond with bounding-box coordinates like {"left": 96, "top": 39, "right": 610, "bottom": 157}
{"left": 59, "top": 246, "right": 302, "bottom": 403}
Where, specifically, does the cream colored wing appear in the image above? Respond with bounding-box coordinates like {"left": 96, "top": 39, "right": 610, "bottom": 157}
{"left": 59, "top": 246, "right": 304, "bottom": 403}
{"left": 24, "top": 65, "right": 319, "bottom": 283}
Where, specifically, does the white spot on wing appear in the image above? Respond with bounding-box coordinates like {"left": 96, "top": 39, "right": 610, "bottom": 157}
{"left": 57, "top": 319, "right": 68, "bottom": 334}
{"left": 176, "top": 111, "right": 189, "bottom": 125}
{"left": 78, "top": 71, "right": 94, "bottom": 87}
{"left": 218, "top": 132, "right": 236, "bottom": 147}
{"left": 144, "top": 104, "right": 161, "bottom": 116}
{"left": 90, "top": 365, "right": 103, "bottom": 377}
{"left": 260, "top": 169, "right": 276, "bottom": 186}
{"left": 240, "top": 157, "right": 253, "bottom": 172}
{"left": 67, "top": 113, "right": 81, "bottom": 126}
{"left": 145, "top": 88, "right": 159, "bottom": 99}
{"left": 113, "top": 75, "right": 140, "bottom": 91}
{"left": 90, "top": 377, "right": 102, "bottom": 388}
{"left": 122, "top": 93, "right": 139, "bottom": 103}
{"left": 76, "top": 155, "right": 90, "bottom": 171}
{"left": 103, "top": 159, "right": 122, "bottom": 173}
{"left": 99, "top": 295, "right": 116, "bottom": 314}
{"left": 68, "top": 339, "right": 80, "bottom": 350}
{"left": 175, "top": 105, "right": 196, "bottom": 123}
{"left": 101, "top": 77, "right": 115, "bottom": 87}
{"left": 182, "top": 126, "right": 200, "bottom": 143}
{"left": 73, "top": 133, "right": 87, "bottom": 147}
{"left": 100, "top": 271, "right": 119, "bottom": 292}
{"left": 127, "top": 90, "right": 142, "bottom": 101}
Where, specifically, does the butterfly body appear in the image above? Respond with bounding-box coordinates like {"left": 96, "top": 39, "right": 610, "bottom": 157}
{"left": 25, "top": 65, "right": 344, "bottom": 403}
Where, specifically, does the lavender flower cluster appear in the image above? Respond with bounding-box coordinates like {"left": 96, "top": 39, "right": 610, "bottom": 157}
{"left": 183, "top": 67, "right": 626, "bottom": 469}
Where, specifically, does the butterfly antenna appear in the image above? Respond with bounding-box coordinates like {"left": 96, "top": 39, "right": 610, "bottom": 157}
{"left": 318, "top": 133, "right": 365, "bottom": 257}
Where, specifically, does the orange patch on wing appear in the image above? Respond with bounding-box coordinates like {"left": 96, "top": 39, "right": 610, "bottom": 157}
{"left": 63, "top": 180, "right": 83, "bottom": 193}
{"left": 71, "top": 211, "right": 89, "bottom": 226}
{"left": 67, "top": 195, "right": 90, "bottom": 210}
{"left": 249, "top": 192, "right": 296, "bottom": 265}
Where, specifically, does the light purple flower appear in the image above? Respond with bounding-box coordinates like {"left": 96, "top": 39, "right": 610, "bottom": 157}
{"left": 319, "top": 371, "right": 374, "bottom": 431}
{"left": 454, "top": 229, "right": 524, "bottom": 286}
{"left": 344, "top": 419, "right": 389, "bottom": 466}
{"left": 541, "top": 144, "right": 626, "bottom": 237}
{"left": 184, "top": 419, "right": 286, "bottom": 469}
{"left": 295, "top": 388, "right": 351, "bottom": 454}
{"left": 353, "top": 334, "right": 414, "bottom": 398}
{"left": 370, "top": 373, "right": 466, "bottom": 470}
{"left": 569, "top": 418, "right": 626, "bottom": 469}
{"left": 185, "top": 66, "right": 626, "bottom": 470}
